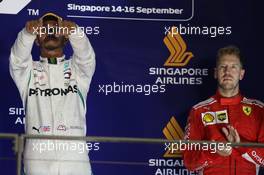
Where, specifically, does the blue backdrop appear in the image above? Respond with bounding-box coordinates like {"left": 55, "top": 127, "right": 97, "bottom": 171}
{"left": 0, "top": 0, "right": 263, "bottom": 175}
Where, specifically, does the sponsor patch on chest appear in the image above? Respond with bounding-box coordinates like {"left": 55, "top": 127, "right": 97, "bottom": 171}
{"left": 201, "top": 110, "right": 229, "bottom": 126}
{"left": 33, "top": 64, "right": 48, "bottom": 86}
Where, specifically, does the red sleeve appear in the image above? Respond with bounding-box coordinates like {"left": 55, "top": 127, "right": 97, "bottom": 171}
{"left": 183, "top": 108, "right": 221, "bottom": 171}
{"left": 240, "top": 107, "right": 264, "bottom": 166}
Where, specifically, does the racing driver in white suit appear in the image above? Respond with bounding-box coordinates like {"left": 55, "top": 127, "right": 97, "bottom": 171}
{"left": 9, "top": 13, "right": 95, "bottom": 175}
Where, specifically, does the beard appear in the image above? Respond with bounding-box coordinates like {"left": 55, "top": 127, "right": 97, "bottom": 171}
{"left": 218, "top": 81, "right": 239, "bottom": 91}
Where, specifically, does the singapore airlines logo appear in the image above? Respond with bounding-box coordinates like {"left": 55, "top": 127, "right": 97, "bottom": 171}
{"left": 163, "top": 27, "right": 194, "bottom": 67}
{"left": 163, "top": 116, "right": 184, "bottom": 157}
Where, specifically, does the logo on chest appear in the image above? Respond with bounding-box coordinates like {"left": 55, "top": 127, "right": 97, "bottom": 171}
{"left": 201, "top": 110, "right": 229, "bottom": 126}
{"left": 242, "top": 106, "right": 252, "bottom": 116}
{"left": 29, "top": 85, "right": 78, "bottom": 96}
{"left": 33, "top": 64, "right": 48, "bottom": 86}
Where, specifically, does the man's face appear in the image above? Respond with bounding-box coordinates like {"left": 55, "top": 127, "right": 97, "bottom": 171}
{"left": 37, "top": 20, "right": 65, "bottom": 50}
{"left": 214, "top": 54, "right": 245, "bottom": 91}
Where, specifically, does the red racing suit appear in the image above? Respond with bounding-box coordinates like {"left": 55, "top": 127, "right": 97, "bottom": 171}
{"left": 183, "top": 91, "right": 264, "bottom": 175}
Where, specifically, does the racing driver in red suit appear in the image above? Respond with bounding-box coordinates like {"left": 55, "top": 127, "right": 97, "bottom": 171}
{"left": 183, "top": 45, "right": 264, "bottom": 175}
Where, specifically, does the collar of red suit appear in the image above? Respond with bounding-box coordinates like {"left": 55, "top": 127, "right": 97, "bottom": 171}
{"left": 214, "top": 91, "right": 243, "bottom": 105}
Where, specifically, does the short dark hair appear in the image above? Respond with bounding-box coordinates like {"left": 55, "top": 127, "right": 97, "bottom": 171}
{"left": 216, "top": 45, "right": 244, "bottom": 68}
{"left": 42, "top": 15, "right": 58, "bottom": 23}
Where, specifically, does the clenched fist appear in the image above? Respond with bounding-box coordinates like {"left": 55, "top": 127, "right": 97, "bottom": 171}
{"left": 25, "top": 20, "right": 42, "bottom": 35}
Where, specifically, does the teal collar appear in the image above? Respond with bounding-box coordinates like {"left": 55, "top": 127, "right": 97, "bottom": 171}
{"left": 49, "top": 57, "right": 57, "bottom": 64}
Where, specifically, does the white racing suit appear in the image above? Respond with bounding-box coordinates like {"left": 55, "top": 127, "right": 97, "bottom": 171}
{"left": 9, "top": 27, "right": 95, "bottom": 175}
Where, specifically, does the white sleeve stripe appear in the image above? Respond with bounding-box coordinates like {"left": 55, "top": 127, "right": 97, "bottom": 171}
{"left": 242, "top": 97, "right": 264, "bottom": 108}
{"left": 193, "top": 100, "right": 217, "bottom": 109}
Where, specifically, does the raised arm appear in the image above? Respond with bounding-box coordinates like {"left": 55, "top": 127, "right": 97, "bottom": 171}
{"left": 9, "top": 20, "right": 40, "bottom": 103}
{"left": 63, "top": 20, "right": 96, "bottom": 94}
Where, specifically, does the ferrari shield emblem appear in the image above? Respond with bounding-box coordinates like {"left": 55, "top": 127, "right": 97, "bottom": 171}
{"left": 243, "top": 106, "right": 252, "bottom": 116}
